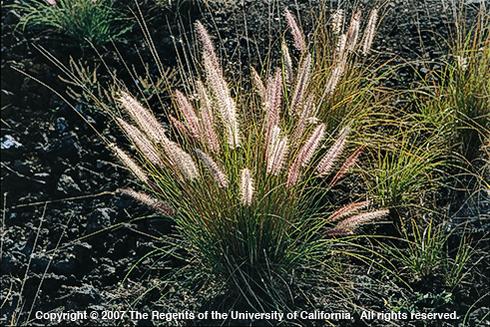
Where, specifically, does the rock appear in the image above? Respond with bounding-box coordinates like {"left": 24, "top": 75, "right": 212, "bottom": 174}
{"left": 1, "top": 134, "right": 22, "bottom": 150}
{"left": 115, "top": 194, "right": 133, "bottom": 210}
{"left": 86, "top": 208, "right": 115, "bottom": 233}
{"left": 73, "top": 242, "right": 93, "bottom": 264}
{"left": 87, "top": 305, "right": 106, "bottom": 315}
{"left": 1, "top": 135, "right": 23, "bottom": 159}
{"left": 46, "top": 131, "right": 82, "bottom": 161}
{"left": 96, "top": 263, "right": 117, "bottom": 285}
{"left": 31, "top": 253, "right": 50, "bottom": 273}
{"left": 55, "top": 117, "right": 69, "bottom": 134}
{"left": 74, "top": 104, "right": 97, "bottom": 125}
{"left": 1, "top": 251, "right": 26, "bottom": 274}
{"left": 467, "top": 307, "right": 490, "bottom": 326}
{"left": 60, "top": 132, "right": 83, "bottom": 159}
{"left": 100, "top": 263, "right": 116, "bottom": 276}
{"left": 136, "top": 241, "right": 156, "bottom": 256}
{"left": 56, "top": 174, "right": 82, "bottom": 194}
{"left": 12, "top": 159, "right": 32, "bottom": 176}
{"left": 52, "top": 253, "right": 78, "bottom": 276}
{"left": 68, "top": 285, "right": 101, "bottom": 306}
{"left": 107, "top": 237, "right": 134, "bottom": 259}
{"left": 40, "top": 273, "right": 68, "bottom": 290}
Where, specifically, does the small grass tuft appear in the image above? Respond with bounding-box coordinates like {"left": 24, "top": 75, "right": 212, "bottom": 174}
{"left": 11, "top": 0, "right": 131, "bottom": 45}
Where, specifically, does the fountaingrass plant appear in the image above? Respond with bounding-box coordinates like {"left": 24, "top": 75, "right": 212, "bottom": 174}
{"left": 109, "top": 11, "right": 388, "bottom": 310}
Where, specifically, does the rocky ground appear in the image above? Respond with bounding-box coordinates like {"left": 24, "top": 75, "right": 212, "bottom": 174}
{"left": 1, "top": 0, "right": 488, "bottom": 326}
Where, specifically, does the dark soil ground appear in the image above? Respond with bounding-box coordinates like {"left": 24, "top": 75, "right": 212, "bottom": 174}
{"left": 1, "top": 0, "right": 488, "bottom": 326}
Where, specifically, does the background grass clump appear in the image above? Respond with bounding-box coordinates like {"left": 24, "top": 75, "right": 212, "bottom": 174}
{"left": 415, "top": 8, "right": 489, "bottom": 167}
{"left": 11, "top": 0, "right": 130, "bottom": 45}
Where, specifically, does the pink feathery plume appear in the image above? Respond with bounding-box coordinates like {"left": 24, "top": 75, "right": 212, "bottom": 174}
{"left": 267, "top": 127, "right": 289, "bottom": 176}
{"left": 169, "top": 115, "right": 190, "bottom": 138}
{"left": 266, "top": 125, "right": 280, "bottom": 167}
{"left": 298, "top": 123, "right": 326, "bottom": 168}
{"left": 174, "top": 90, "right": 201, "bottom": 139}
{"left": 334, "top": 33, "right": 348, "bottom": 63}
{"left": 323, "top": 60, "right": 346, "bottom": 96}
{"left": 334, "top": 209, "right": 389, "bottom": 232}
{"left": 195, "top": 21, "right": 220, "bottom": 71}
{"left": 161, "top": 139, "right": 199, "bottom": 180}
{"left": 316, "top": 127, "right": 350, "bottom": 177}
{"left": 284, "top": 9, "right": 306, "bottom": 52}
{"left": 286, "top": 123, "right": 326, "bottom": 187}
{"left": 326, "top": 201, "right": 370, "bottom": 223}
{"left": 118, "top": 92, "right": 167, "bottom": 143}
{"left": 195, "top": 149, "right": 228, "bottom": 188}
{"left": 240, "top": 168, "right": 254, "bottom": 206}
{"left": 195, "top": 21, "right": 226, "bottom": 95}
{"left": 118, "top": 188, "right": 174, "bottom": 216}
{"left": 281, "top": 41, "right": 294, "bottom": 83}
{"left": 251, "top": 67, "right": 266, "bottom": 100}
{"left": 362, "top": 8, "right": 379, "bottom": 55}
{"left": 196, "top": 81, "right": 220, "bottom": 153}
{"left": 265, "top": 69, "right": 283, "bottom": 129}
{"left": 286, "top": 158, "right": 302, "bottom": 188}
{"left": 116, "top": 118, "right": 164, "bottom": 167}
{"left": 272, "top": 138, "right": 289, "bottom": 175}
{"left": 291, "top": 95, "right": 315, "bottom": 141}
{"left": 331, "top": 9, "right": 344, "bottom": 35}
{"left": 289, "top": 54, "right": 312, "bottom": 114}
{"left": 45, "top": 0, "right": 57, "bottom": 5}
{"left": 346, "top": 10, "right": 361, "bottom": 52}
{"left": 323, "top": 34, "right": 348, "bottom": 97}
{"left": 205, "top": 58, "right": 240, "bottom": 148}
{"left": 111, "top": 144, "right": 149, "bottom": 184}
{"left": 329, "top": 146, "right": 364, "bottom": 187}
{"left": 199, "top": 35, "right": 240, "bottom": 148}
{"left": 266, "top": 126, "right": 287, "bottom": 174}
{"left": 195, "top": 21, "right": 228, "bottom": 100}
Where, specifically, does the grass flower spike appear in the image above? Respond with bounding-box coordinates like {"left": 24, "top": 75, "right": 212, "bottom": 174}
{"left": 326, "top": 201, "right": 371, "bottom": 223}
{"left": 331, "top": 9, "right": 344, "bottom": 34}
{"left": 240, "top": 168, "right": 254, "bottom": 206}
{"left": 174, "top": 90, "right": 202, "bottom": 140}
{"left": 111, "top": 144, "right": 149, "bottom": 184}
{"left": 116, "top": 118, "right": 164, "bottom": 167}
{"left": 161, "top": 139, "right": 199, "bottom": 180}
{"left": 196, "top": 21, "right": 240, "bottom": 148}
{"left": 118, "top": 188, "right": 174, "bottom": 216}
{"left": 196, "top": 81, "right": 220, "bottom": 153}
{"left": 330, "top": 209, "right": 390, "bottom": 235}
{"left": 195, "top": 149, "right": 229, "bottom": 188}
{"left": 362, "top": 8, "right": 379, "bottom": 54}
{"left": 346, "top": 10, "right": 361, "bottom": 52}
{"left": 298, "top": 123, "right": 326, "bottom": 168}
{"left": 287, "top": 123, "right": 326, "bottom": 187}
{"left": 316, "top": 127, "right": 350, "bottom": 177}
{"left": 118, "top": 91, "right": 167, "bottom": 143}
{"left": 266, "top": 126, "right": 289, "bottom": 176}
{"left": 284, "top": 9, "right": 306, "bottom": 52}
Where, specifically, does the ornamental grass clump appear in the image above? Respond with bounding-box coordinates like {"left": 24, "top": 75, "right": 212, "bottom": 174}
{"left": 110, "top": 13, "right": 388, "bottom": 310}
{"left": 12, "top": 0, "right": 129, "bottom": 45}
{"left": 415, "top": 8, "right": 489, "bottom": 165}
{"left": 363, "top": 134, "right": 446, "bottom": 210}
